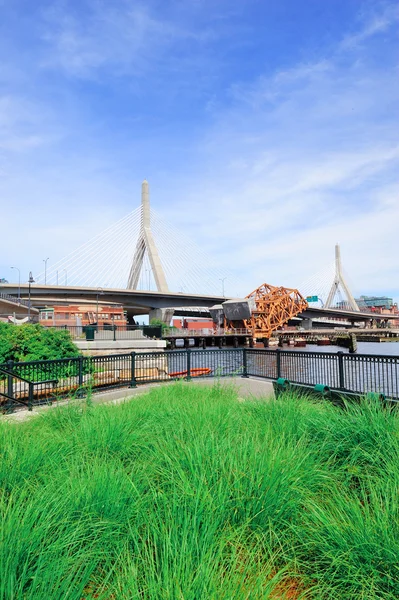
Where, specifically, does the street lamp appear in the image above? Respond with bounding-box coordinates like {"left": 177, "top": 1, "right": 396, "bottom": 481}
{"left": 96, "top": 287, "right": 104, "bottom": 326}
{"left": 63, "top": 269, "right": 67, "bottom": 285}
{"left": 10, "top": 266, "right": 20, "bottom": 302}
{"left": 28, "top": 271, "right": 35, "bottom": 322}
{"left": 43, "top": 257, "right": 49, "bottom": 285}
{"left": 219, "top": 277, "right": 227, "bottom": 297}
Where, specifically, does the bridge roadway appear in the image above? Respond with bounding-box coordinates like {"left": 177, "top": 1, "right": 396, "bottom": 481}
{"left": 0, "top": 283, "right": 388, "bottom": 322}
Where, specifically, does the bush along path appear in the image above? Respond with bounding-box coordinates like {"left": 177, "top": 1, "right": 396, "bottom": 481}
{"left": 0, "top": 322, "right": 80, "bottom": 364}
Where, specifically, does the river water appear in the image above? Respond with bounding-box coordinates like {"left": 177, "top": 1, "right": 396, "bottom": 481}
{"left": 287, "top": 341, "right": 399, "bottom": 356}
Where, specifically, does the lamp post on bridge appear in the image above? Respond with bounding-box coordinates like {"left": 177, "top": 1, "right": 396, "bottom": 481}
{"left": 28, "top": 271, "right": 35, "bottom": 322}
{"left": 10, "top": 266, "right": 20, "bottom": 303}
{"left": 219, "top": 277, "right": 227, "bottom": 297}
{"left": 43, "top": 257, "right": 49, "bottom": 285}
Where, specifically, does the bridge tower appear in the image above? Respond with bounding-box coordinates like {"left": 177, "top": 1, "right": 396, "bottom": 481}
{"left": 127, "top": 180, "right": 168, "bottom": 293}
{"left": 325, "top": 244, "right": 359, "bottom": 312}
{"left": 127, "top": 180, "right": 173, "bottom": 323}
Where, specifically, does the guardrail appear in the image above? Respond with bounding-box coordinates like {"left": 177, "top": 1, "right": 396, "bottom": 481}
{"left": 164, "top": 328, "right": 252, "bottom": 337}
{"left": 0, "top": 292, "right": 31, "bottom": 308}
{"left": 1, "top": 348, "right": 398, "bottom": 412}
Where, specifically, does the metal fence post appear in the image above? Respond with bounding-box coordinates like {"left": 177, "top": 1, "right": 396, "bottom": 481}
{"left": 337, "top": 351, "right": 345, "bottom": 390}
{"left": 28, "top": 382, "right": 34, "bottom": 411}
{"left": 242, "top": 348, "right": 249, "bottom": 378}
{"left": 6, "top": 359, "right": 14, "bottom": 412}
{"left": 186, "top": 349, "right": 191, "bottom": 381}
{"left": 276, "top": 348, "right": 281, "bottom": 380}
{"left": 78, "top": 356, "right": 84, "bottom": 396}
{"left": 130, "top": 352, "right": 137, "bottom": 387}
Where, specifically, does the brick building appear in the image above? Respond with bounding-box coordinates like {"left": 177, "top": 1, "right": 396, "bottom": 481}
{"left": 39, "top": 304, "right": 127, "bottom": 327}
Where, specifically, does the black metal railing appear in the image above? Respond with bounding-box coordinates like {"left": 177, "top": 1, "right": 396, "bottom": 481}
{"left": 1, "top": 348, "right": 398, "bottom": 412}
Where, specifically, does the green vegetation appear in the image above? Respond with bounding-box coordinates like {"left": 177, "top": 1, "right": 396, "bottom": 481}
{"left": 0, "top": 323, "right": 80, "bottom": 364}
{"left": 149, "top": 318, "right": 176, "bottom": 335}
{"left": 1, "top": 384, "right": 399, "bottom": 599}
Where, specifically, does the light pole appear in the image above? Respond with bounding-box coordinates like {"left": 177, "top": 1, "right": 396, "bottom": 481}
{"left": 63, "top": 269, "right": 67, "bottom": 285}
{"left": 10, "top": 266, "right": 20, "bottom": 302}
{"left": 28, "top": 271, "right": 35, "bottom": 322}
{"left": 56, "top": 270, "right": 59, "bottom": 285}
{"left": 219, "top": 277, "right": 227, "bottom": 297}
{"left": 96, "top": 287, "right": 104, "bottom": 326}
{"left": 43, "top": 257, "right": 49, "bottom": 284}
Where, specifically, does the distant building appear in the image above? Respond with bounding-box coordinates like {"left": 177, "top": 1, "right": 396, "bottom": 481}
{"left": 173, "top": 318, "right": 214, "bottom": 331}
{"left": 39, "top": 304, "right": 127, "bottom": 327}
{"left": 356, "top": 296, "right": 393, "bottom": 310}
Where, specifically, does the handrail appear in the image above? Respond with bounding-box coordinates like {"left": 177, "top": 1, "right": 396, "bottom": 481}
{"left": 0, "top": 367, "right": 58, "bottom": 412}
{"left": 0, "top": 390, "right": 30, "bottom": 410}
{"left": 0, "top": 367, "right": 58, "bottom": 386}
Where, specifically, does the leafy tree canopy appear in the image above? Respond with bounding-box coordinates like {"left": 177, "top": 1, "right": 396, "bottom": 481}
{"left": 0, "top": 323, "right": 80, "bottom": 364}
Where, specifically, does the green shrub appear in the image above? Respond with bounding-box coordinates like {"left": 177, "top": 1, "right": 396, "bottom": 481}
{"left": 0, "top": 323, "right": 80, "bottom": 364}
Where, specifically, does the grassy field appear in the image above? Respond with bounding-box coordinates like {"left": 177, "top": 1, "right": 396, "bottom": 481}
{"left": 1, "top": 383, "right": 399, "bottom": 599}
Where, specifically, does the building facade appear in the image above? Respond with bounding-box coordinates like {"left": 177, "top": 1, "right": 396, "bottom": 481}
{"left": 39, "top": 304, "right": 127, "bottom": 327}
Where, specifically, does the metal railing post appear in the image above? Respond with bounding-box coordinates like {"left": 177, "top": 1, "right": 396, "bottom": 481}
{"left": 186, "top": 349, "right": 191, "bottom": 381}
{"left": 337, "top": 351, "right": 345, "bottom": 390}
{"left": 276, "top": 348, "right": 281, "bottom": 380}
{"left": 130, "top": 352, "right": 137, "bottom": 387}
{"left": 242, "top": 348, "right": 249, "bottom": 378}
{"left": 78, "top": 356, "right": 84, "bottom": 396}
{"left": 28, "top": 382, "right": 34, "bottom": 411}
{"left": 6, "top": 359, "right": 14, "bottom": 412}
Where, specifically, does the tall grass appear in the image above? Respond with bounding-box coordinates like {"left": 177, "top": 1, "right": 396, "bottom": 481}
{"left": 1, "top": 383, "right": 399, "bottom": 599}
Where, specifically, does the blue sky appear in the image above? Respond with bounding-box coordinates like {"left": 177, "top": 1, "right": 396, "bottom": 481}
{"left": 1, "top": 0, "right": 398, "bottom": 301}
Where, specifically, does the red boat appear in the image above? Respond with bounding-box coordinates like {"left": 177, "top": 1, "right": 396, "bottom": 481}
{"left": 169, "top": 367, "right": 212, "bottom": 378}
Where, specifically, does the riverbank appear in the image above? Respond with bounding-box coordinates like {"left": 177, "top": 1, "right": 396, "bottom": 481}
{"left": 2, "top": 384, "right": 399, "bottom": 598}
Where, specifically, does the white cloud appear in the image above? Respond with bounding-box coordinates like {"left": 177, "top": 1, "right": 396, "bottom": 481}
{"left": 40, "top": 0, "right": 216, "bottom": 78}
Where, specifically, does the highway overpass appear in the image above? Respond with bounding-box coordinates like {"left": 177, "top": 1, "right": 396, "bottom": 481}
{"left": 0, "top": 283, "right": 387, "bottom": 324}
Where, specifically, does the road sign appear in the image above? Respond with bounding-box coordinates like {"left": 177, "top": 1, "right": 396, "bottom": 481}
{"left": 306, "top": 296, "right": 318, "bottom": 303}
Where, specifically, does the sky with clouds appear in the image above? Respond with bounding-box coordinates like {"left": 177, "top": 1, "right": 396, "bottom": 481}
{"left": 1, "top": 0, "right": 398, "bottom": 302}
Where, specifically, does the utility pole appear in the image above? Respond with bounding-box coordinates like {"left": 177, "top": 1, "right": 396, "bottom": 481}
{"left": 28, "top": 272, "right": 35, "bottom": 322}
{"left": 43, "top": 257, "right": 49, "bottom": 284}
{"left": 219, "top": 277, "right": 227, "bottom": 297}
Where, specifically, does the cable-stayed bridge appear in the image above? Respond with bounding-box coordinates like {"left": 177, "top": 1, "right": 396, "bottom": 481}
{"left": 33, "top": 180, "right": 239, "bottom": 297}
{"left": 1, "top": 180, "right": 388, "bottom": 325}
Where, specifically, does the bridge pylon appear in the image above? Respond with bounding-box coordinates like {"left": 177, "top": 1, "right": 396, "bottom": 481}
{"left": 127, "top": 180, "right": 169, "bottom": 293}
{"left": 325, "top": 244, "right": 359, "bottom": 312}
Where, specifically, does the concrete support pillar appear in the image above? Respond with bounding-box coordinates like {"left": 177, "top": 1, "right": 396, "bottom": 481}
{"left": 303, "top": 318, "right": 313, "bottom": 330}
{"left": 149, "top": 308, "right": 174, "bottom": 325}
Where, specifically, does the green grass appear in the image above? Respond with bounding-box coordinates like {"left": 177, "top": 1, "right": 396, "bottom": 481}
{"left": 1, "top": 384, "right": 399, "bottom": 599}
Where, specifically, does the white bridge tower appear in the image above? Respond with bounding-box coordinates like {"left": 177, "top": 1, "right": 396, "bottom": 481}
{"left": 127, "top": 180, "right": 168, "bottom": 292}
{"left": 325, "top": 244, "right": 360, "bottom": 312}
